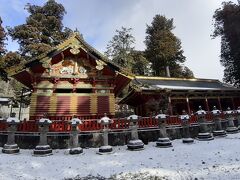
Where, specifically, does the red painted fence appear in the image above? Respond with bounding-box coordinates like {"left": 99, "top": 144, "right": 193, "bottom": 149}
{"left": 0, "top": 113, "right": 235, "bottom": 132}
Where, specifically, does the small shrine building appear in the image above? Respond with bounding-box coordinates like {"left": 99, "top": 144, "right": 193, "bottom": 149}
{"left": 6, "top": 33, "right": 132, "bottom": 120}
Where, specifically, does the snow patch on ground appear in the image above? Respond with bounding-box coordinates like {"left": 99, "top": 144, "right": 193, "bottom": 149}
{"left": 1, "top": 134, "right": 240, "bottom": 179}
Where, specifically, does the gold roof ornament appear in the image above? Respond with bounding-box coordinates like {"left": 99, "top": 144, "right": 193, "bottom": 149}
{"left": 95, "top": 59, "right": 106, "bottom": 71}
{"left": 70, "top": 44, "right": 80, "bottom": 55}
{"left": 42, "top": 60, "right": 51, "bottom": 69}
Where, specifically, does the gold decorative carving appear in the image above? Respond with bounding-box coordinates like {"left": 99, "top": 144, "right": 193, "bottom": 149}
{"left": 70, "top": 45, "right": 80, "bottom": 55}
{"left": 96, "top": 59, "right": 106, "bottom": 70}
{"left": 41, "top": 57, "right": 51, "bottom": 69}
{"left": 46, "top": 55, "right": 105, "bottom": 79}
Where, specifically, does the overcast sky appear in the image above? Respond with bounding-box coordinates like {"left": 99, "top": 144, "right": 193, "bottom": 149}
{"left": 0, "top": 0, "right": 238, "bottom": 80}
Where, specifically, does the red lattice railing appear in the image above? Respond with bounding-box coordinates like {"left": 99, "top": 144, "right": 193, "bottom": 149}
{"left": 0, "top": 113, "right": 236, "bottom": 132}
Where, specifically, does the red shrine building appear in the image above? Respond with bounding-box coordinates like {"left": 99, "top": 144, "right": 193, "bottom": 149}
{"left": 121, "top": 76, "right": 240, "bottom": 116}
{"left": 6, "top": 33, "right": 132, "bottom": 120}
{"left": 6, "top": 33, "right": 240, "bottom": 120}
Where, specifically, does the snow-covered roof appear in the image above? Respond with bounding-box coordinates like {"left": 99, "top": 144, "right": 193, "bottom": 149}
{"left": 196, "top": 110, "right": 206, "bottom": 115}
{"left": 212, "top": 110, "right": 221, "bottom": 115}
{"left": 235, "top": 107, "right": 240, "bottom": 114}
{"left": 98, "top": 115, "right": 112, "bottom": 124}
{"left": 155, "top": 114, "right": 167, "bottom": 119}
{"left": 6, "top": 117, "right": 20, "bottom": 123}
{"left": 70, "top": 118, "right": 82, "bottom": 125}
{"left": 224, "top": 110, "right": 234, "bottom": 114}
{"left": 120, "top": 76, "right": 240, "bottom": 107}
{"left": 132, "top": 76, "right": 238, "bottom": 91}
{"left": 127, "top": 115, "right": 139, "bottom": 120}
{"left": 39, "top": 118, "right": 52, "bottom": 124}
{"left": 180, "top": 114, "right": 190, "bottom": 120}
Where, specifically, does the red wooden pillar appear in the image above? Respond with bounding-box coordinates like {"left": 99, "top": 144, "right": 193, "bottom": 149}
{"left": 168, "top": 96, "right": 173, "bottom": 115}
{"left": 186, "top": 97, "right": 191, "bottom": 115}
{"left": 205, "top": 98, "right": 210, "bottom": 112}
{"left": 218, "top": 97, "right": 222, "bottom": 111}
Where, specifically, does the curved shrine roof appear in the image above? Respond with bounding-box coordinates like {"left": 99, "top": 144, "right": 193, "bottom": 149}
{"left": 132, "top": 76, "right": 238, "bottom": 91}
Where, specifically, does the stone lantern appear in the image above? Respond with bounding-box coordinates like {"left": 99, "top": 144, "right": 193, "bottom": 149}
{"left": 33, "top": 117, "right": 52, "bottom": 156}
{"left": 97, "top": 113, "right": 114, "bottom": 154}
{"left": 180, "top": 110, "right": 194, "bottom": 143}
{"left": 69, "top": 116, "right": 83, "bottom": 155}
{"left": 196, "top": 106, "right": 214, "bottom": 141}
{"left": 211, "top": 106, "right": 227, "bottom": 137}
{"left": 224, "top": 107, "right": 238, "bottom": 134}
{"left": 235, "top": 107, "right": 240, "bottom": 130}
{"left": 155, "top": 112, "right": 172, "bottom": 147}
{"left": 127, "top": 114, "right": 144, "bottom": 150}
{"left": 2, "top": 114, "right": 20, "bottom": 154}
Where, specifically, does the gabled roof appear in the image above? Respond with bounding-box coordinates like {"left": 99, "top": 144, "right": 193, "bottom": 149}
{"left": 5, "top": 32, "right": 133, "bottom": 95}
{"left": 132, "top": 76, "right": 238, "bottom": 91}
{"left": 6, "top": 32, "right": 133, "bottom": 78}
{"left": 120, "top": 76, "right": 240, "bottom": 106}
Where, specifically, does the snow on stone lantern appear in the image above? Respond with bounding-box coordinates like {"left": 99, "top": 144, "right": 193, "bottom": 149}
{"left": 155, "top": 112, "right": 172, "bottom": 147}
{"left": 97, "top": 113, "right": 114, "bottom": 154}
{"left": 224, "top": 107, "right": 238, "bottom": 134}
{"left": 33, "top": 117, "right": 52, "bottom": 156}
{"left": 180, "top": 110, "right": 194, "bottom": 144}
{"left": 235, "top": 107, "right": 240, "bottom": 130}
{"left": 127, "top": 114, "right": 144, "bottom": 150}
{"left": 196, "top": 106, "right": 214, "bottom": 141}
{"left": 2, "top": 114, "right": 20, "bottom": 154}
{"left": 69, "top": 116, "right": 83, "bottom": 155}
{"left": 211, "top": 106, "right": 227, "bottom": 137}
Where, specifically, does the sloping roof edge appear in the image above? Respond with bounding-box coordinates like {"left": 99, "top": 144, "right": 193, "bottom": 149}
{"left": 134, "top": 76, "right": 220, "bottom": 82}
{"left": 6, "top": 32, "right": 134, "bottom": 78}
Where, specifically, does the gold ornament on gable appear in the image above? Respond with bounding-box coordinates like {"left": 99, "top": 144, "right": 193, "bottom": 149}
{"left": 95, "top": 59, "right": 106, "bottom": 71}
{"left": 70, "top": 44, "right": 80, "bottom": 55}
{"left": 44, "top": 53, "right": 106, "bottom": 79}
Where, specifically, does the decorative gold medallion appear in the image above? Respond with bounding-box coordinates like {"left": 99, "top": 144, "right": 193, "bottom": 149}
{"left": 70, "top": 45, "right": 80, "bottom": 55}
{"left": 95, "top": 60, "right": 105, "bottom": 70}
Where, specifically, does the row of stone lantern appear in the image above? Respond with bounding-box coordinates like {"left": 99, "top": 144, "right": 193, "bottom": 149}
{"left": 211, "top": 106, "right": 227, "bottom": 137}
{"left": 196, "top": 106, "right": 240, "bottom": 141}
{"left": 2, "top": 106, "right": 240, "bottom": 155}
{"left": 180, "top": 110, "right": 194, "bottom": 143}
{"left": 1, "top": 113, "right": 172, "bottom": 155}
{"left": 2, "top": 115, "right": 20, "bottom": 154}
{"left": 195, "top": 106, "right": 215, "bottom": 141}
{"left": 225, "top": 107, "right": 239, "bottom": 133}
{"left": 1, "top": 114, "right": 78, "bottom": 156}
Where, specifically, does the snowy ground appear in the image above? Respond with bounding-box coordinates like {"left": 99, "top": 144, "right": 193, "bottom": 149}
{"left": 1, "top": 134, "right": 240, "bottom": 180}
